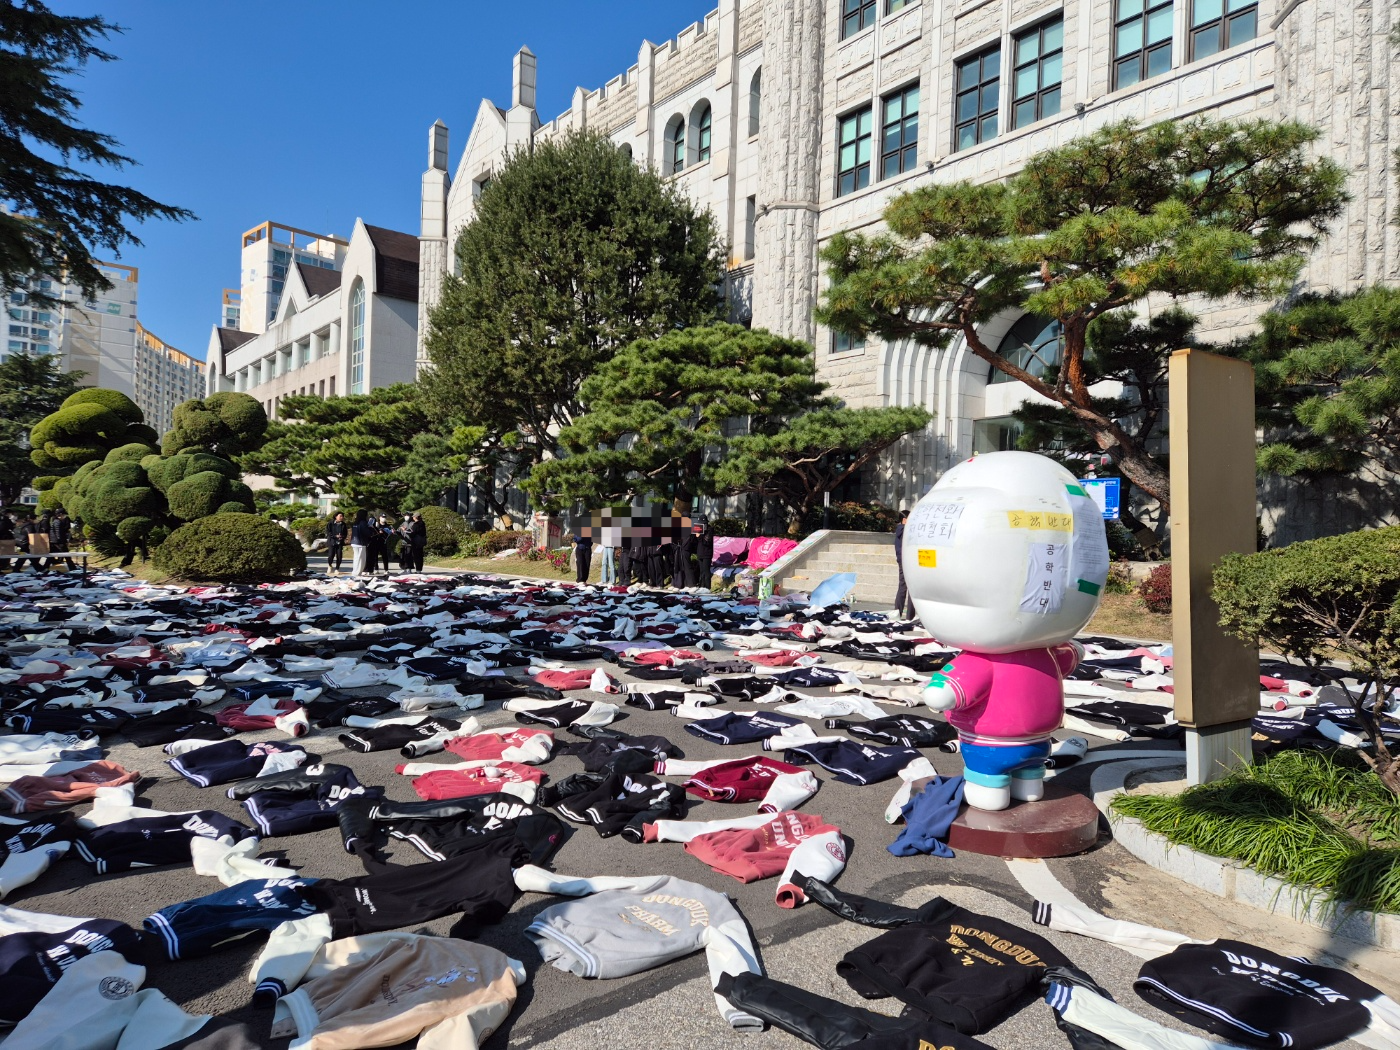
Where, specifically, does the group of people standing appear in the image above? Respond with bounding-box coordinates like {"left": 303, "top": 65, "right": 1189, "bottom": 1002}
{"left": 324, "top": 510, "right": 427, "bottom": 577}
{"left": 4, "top": 508, "right": 76, "bottom": 571}
{"left": 572, "top": 517, "right": 714, "bottom": 589}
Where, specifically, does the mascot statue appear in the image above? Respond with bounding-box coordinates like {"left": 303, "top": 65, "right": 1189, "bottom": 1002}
{"left": 903, "top": 452, "right": 1110, "bottom": 812}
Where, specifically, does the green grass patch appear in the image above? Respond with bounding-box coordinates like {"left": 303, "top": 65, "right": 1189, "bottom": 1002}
{"left": 1111, "top": 749, "right": 1400, "bottom": 914}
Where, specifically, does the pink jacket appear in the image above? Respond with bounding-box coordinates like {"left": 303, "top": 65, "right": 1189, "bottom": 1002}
{"left": 932, "top": 644, "right": 1079, "bottom": 746}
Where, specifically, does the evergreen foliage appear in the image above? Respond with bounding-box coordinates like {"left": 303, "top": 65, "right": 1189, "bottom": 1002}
{"left": 0, "top": 2, "right": 193, "bottom": 301}
{"left": 415, "top": 505, "right": 467, "bottom": 557}
{"left": 1237, "top": 288, "right": 1400, "bottom": 479}
{"left": 0, "top": 352, "right": 84, "bottom": 504}
{"left": 1215, "top": 526, "right": 1400, "bottom": 794}
{"left": 525, "top": 325, "right": 829, "bottom": 513}
{"left": 715, "top": 406, "right": 931, "bottom": 532}
{"left": 162, "top": 392, "right": 267, "bottom": 457}
{"left": 154, "top": 513, "right": 306, "bottom": 583}
{"left": 29, "top": 388, "right": 149, "bottom": 472}
{"left": 818, "top": 118, "right": 1348, "bottom": 512}
{"left": 423, "top": 130, "right": 726, "bottom": 498}
{"left": 238, "top": 384, "right": 432, "bottom": 510}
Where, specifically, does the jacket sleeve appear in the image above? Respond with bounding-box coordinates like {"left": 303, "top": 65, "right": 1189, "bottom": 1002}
{"left": 249, "top": 913, "right": 334, "bottom": 1005}
{"left": 797, "top": 876, "right": 954, "bottom": 929}
{"left": 700, "top": 895, "right": 765, "bottom": 1031}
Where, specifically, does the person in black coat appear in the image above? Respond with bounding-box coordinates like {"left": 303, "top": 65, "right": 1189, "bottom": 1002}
{"left": 407, "top": 513, "right": 428, "bottom": 572}
{"left": 693, "top": 516, "right": 713, "bottom": 590}
{"left": 325, "top": 512, "right": 347, "bottom": 573}
{"left": 571, "top": 528, "right": 593, "bottom": 584}
{"left": 672, "top": 519, "right": 696, "bottom": 588}
{"left": 348, "top": 509, "right": 373, "bottom": 577}
{"left": 893, "top": 509, "right": 913, "bottom": 618}
{"left": 47, "top": 509, "right": 74, "bottom": 572}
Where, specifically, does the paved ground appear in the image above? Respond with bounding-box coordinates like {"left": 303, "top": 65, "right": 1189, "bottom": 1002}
{"left": 11, "top": 564, "right": 1396, "bottom": 1049}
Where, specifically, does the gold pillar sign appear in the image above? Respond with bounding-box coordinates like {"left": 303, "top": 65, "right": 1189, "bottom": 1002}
{"left": 1167, "top": 349, "right": 1258, "bottom": 784}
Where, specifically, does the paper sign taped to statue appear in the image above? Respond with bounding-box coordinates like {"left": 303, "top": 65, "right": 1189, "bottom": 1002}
{"left": 908, "top": 501, "right": 965, "bottom": 544}
{"left": 917, "top": 549, "right": 937, "bottom": 568}
{"left": 1066, "top": 491, "right": 1110, "bottom": 596}
{"left": 1021, "top": 542, "right": 1066, "bottom": 615}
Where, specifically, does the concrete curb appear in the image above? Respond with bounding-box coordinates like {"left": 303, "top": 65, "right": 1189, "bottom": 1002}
{"left": 1090, "top": 758, "right": 1400, "bottom": 952}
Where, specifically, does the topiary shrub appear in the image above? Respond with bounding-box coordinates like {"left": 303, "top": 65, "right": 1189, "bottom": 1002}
{"left": 1138, "top": 563, "right": 1172, "bottom": 614}
{"left": 62, "top": 388, "right": 143, "bottom": 424}
{"left": 104, "top": 442, "right": 159, "bottom": 465}
{"left": 163, "top": 393, "right": 268, "bottom": 457}
{"left": 167, "top": 470, "right": 234, "bottom": 521}
{"left": 32, "top": 475, "right": 61, "bottom": 492}
{"left": 1215, "top": 526, "right": 1400, "bottom": 795}
{"left": 416, "top": 506, "right": 467, "bottom": 556}
{"left": 154, "top": 513, "right": 306, "bottom": 583}
{"left": 478, "top": 529, "right": 521, "bottom": 554}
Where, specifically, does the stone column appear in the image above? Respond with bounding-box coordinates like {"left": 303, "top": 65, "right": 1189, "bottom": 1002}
{"left": 751, "top": 0, "right": 824, "bottom": 344}
{"left": 417, "top": 120, "right": 450, "bottom": 372}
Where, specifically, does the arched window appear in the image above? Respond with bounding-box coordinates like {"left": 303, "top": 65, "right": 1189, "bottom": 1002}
{"left": 349, "top": 281, "right": 366, "bottom": 394}
{"left": 991, "top": 314, "right": 1063, "bottom": 384}
{"left": 619, "top": 142, "right": 633, "bottom": 162}
{"left": 665, "top": 115, "right": 685, "bottom": 174}
{"left": 691, "top": 101, "right": 712, "bottom": 163}
{"left": 749, "top": 70, "right": 762, "bottom": 137}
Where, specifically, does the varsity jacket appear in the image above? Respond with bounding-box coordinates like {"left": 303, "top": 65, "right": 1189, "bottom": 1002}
{"left": 517, "top": 869, "right": 763, "bottom": 1030}
{"left": 546, "top": 770, "right": 686, "bottom": 838}
{"left": 783, "top": 740, "right": 924, "bottom": 785}
{"left": 75, "top": 809, "right": 255, "bottom": 874}
{"left": 444, "top": 726, "right": 554, "bottom": 764}
{"left": 144, "top": 876, "right": 321, "bottom": 960}
{"left": 269, "top": 933, "right": 525, "bottom": 1050}
{"left": 1031, "top": 900, "right": 1400, "bottom": 1050}
{"left": 337, "top": 716, "right": 463, "bottom": 757}
{"left": 0, "top": 813, "right": 74, "bottom": 898}
{"left": 660, "top": 755, "right": 811, "bottom": 804}
{"left": 686, "top": 711, "right": 804, "bottom": 745}
{"left": 558, "top": 727, "right": 677, "bottom": 772}
{"left": 888, "top": 774, "right": 965, "bottom": 859}
{"left": 1, "top": 759, "right": 140, "bottom": 812}
{"left": 801, "top": 877, "right": 1075, "bottom": 1034}
{"left": 0, "top": 913, "right": 147, "bottom": 1023}
{"left": 227, "top": 764, "right": 377, "bottom": 837}
{"left": 336, "top": 792, "right": 567, "bottom": 867}
{"left": 410, "top": 762, "right": 545, "bottom": 803}
{"left": 507, "top": 697, "right": 619, "bottom": 728}
{"left": 121, "top": 707, "right": 232, "bottom": 748}
{"left": 715, "top": 971, "right": 995, "bottom": 1050}
{"left": 684, "top": 811, "right": 846, "bottom": 906}
{"left": 825, "top": 714, "right": 958, "bottom": 750}
{"left": 2, "top": 949, "right": 209, "bottom": 1050}
{"left": 0, "top": 731, "right": 102, "bottom": 767}
{"left": 167, "top": 739, "right": 309, "bottom": 788}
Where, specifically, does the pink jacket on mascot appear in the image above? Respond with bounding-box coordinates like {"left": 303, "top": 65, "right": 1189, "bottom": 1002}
{"left": 903, "top": 451, "right": 1111, "bottom": 812}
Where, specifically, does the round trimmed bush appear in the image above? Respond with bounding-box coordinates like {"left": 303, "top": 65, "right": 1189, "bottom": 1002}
{"left": 167, "top": 471, "right": 232, "bottom": 521}
{"left": 62, "top": 388, "right": 143, "bottom": 424}
{"left": 416, "top": 506, "right": 468, "bottom": 556}
{"left": 163, "top": 393, "right": 267, "bottom": 457}
{"left": 216, "top": 500, "right": 250, "bottom": 514}
{"left": 1139, "top": 563, "right": 1172, "bottom": 614}
{"left": 479, "top": 529, "right": 522, "bottom": 554}
{"left": 154, "top": 513, "right": 306, "bottom": 583}
{"left": 32, "top": 475, "right": 61, "bottom": 492}
{"left": 104, "top": 442, "right": 159, "bottom": 465}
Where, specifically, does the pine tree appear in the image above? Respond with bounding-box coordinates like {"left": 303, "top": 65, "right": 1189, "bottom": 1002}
{"left": 1, "top": 2, "right": 193, "bottom": 301}
{"left": 818, "top": 118, "right": 1347, "bottom": 513}
{"left": 0, "top": 351, "right": 82, "bottom": 504}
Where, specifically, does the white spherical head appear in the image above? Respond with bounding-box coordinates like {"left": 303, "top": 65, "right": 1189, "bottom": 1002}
{"left": 903, "top": 451, "right": 1109, "bottom": 653}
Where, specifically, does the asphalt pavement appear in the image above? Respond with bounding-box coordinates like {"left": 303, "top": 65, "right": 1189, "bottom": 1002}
{"left": 10, "top": 564, "right": 1396, "bottom": 1050}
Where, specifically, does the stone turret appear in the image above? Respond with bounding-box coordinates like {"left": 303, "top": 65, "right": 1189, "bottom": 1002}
{"left": 751, "top": 0, "right": 824, "bottom": 344}
{"left": 416, "top": 120, "right": 450, "bottom": 370}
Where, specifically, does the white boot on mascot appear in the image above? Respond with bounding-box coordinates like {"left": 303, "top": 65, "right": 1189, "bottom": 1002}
{"left": 903, "top": 451, "right": 1110, "bottom": 812}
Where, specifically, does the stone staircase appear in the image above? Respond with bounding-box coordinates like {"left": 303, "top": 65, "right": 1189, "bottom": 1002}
{"left": 773, "top": 530, "right": 900, "bottom": 607}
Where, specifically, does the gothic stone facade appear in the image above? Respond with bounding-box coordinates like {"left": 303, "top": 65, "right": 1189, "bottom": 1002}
{"left": 417, "top": 0, "right": 1400, "bottom": 543}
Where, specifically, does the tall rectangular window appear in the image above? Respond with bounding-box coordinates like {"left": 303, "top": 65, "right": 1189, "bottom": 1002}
{"left": 880, "top": 83, "right": 920, "bottom": 178}
{"left": 954, "top": 46, "right": 1001, "bottom": 152}
{"left": 887, "top": 0, "right": 913, "bottom": 11}
{"left": 833, "top": 330, "right": 866, "bottom": 354}
{"left": 1012, "top": 18, "right": 1064, "bottom": 129}
{"left": 744, "top": 196, "right": 756, "bottom": 261}
{"left": 837, "top": 108, "right": 873, "bottom": 196}
{"left": 841, "top": 0, "right": 876, "bottom": 38}
{"left": 1113, "top": 0, "right": 1174, "bottom": 90}
{"left": 349, "top": 283, "right": 366, "bottom": 394}
{"left": 1190, "top": 0, "right": 1257, "bottom": 59}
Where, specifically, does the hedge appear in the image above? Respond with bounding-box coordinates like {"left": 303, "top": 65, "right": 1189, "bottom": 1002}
{"left": 163, "top": 392, "right": 268, "bottom": 457}
{"left": 416, "top": 506, "right": 468, "bottom": 556}
{"left": 154, "top": 513, "right": 306, "bottom": 583}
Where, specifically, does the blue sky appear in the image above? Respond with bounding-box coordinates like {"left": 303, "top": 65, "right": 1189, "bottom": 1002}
{"left": 52, "top": 0, "right": 718, "bottom": 359}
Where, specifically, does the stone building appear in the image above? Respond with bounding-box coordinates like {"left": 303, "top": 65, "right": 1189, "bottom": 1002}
{"left": 416, "top": 0, "right": 1399, "bottom": 542}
